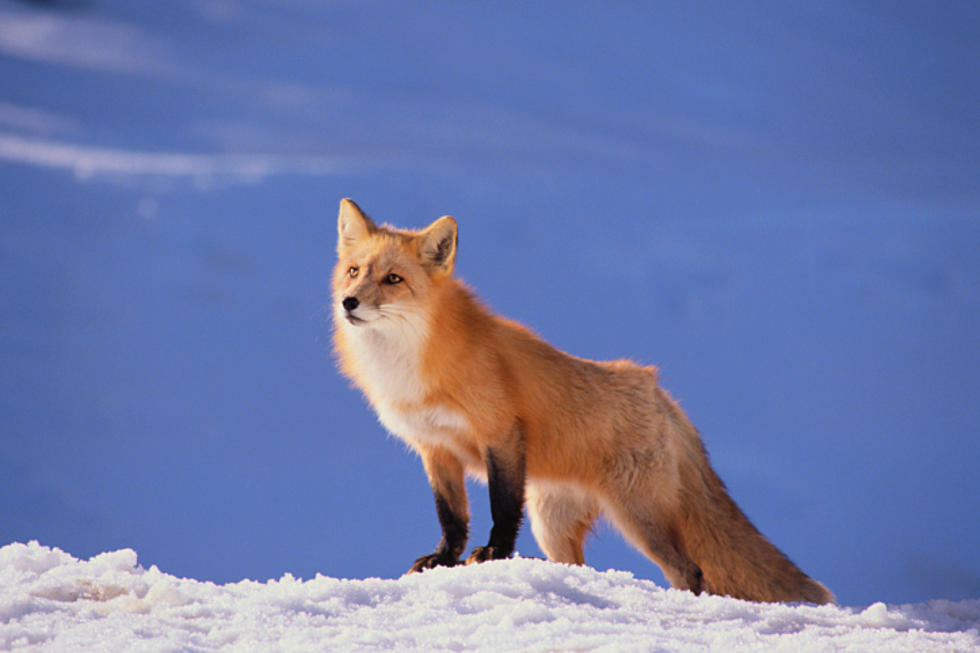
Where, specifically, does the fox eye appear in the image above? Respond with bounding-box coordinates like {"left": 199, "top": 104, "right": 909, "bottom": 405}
{"left": 348, "top": 266, "right": 359, "bottom": 279}
{"left": 384, "top": 273, "right": 403, "bottom": 285}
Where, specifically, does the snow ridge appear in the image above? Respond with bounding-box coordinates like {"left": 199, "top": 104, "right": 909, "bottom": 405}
{"left": 1, "top": 542, "right": 977, "bottom": 651}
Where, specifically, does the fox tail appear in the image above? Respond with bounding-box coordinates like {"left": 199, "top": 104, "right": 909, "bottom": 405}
{"left": 680, "top": 456, "right": 835, "bottom": 604}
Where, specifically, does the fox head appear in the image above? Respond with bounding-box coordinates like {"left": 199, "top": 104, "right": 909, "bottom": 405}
{"left": 333, "top": 198, "right": 457, "bottom": 331}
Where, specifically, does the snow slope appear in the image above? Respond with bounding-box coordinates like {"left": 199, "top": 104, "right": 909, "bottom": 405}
{"left": 2, "top": 542, "right": 977, "bottom": 652}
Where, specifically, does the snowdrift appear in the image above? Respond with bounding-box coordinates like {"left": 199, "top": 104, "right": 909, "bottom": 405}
{"left": 1, "top": 541, "right": 977, "bottom": 651}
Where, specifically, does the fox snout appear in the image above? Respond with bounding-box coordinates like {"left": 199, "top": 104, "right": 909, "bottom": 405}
{"left": 341, "top": 295, "right": 366, "bottom": 325}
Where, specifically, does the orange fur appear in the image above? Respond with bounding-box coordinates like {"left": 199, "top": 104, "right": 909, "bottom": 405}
{"left": 332, "top": 198, "right": 834, "bottom": 604}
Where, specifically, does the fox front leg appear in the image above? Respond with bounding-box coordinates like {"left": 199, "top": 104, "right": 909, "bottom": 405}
{"left": 409, "top": 446, "right": 469, "bottom": 573}
{"left": 466, "top": 424, "right": 526, "bottom": 564}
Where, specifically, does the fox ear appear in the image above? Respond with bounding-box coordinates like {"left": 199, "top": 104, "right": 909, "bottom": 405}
{"left": 418, "top": 216, "right": 457, "bottom": 274}
{"left": 337, "top": 198, "right": 376, "bottom": 253}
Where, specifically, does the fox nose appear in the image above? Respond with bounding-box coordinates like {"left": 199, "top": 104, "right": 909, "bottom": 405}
{"left": 342, "top": 296, "right": 359, "bottom": 312}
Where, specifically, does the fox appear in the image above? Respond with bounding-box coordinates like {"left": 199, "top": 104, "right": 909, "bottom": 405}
{"left": 331, "top": 198, "right": 834, "bottom": 604}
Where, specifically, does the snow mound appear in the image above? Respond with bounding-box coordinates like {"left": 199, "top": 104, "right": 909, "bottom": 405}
{"left": 1, "top": 542, "right": 977, "bottom": 652}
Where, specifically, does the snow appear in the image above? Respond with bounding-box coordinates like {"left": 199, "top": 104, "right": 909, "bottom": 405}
{"left": 2, "top": 542, "right": 977, "bottom": 652}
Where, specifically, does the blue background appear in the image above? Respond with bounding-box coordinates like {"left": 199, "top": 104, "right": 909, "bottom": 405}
{"left": 1, "top": 1, "right": 977, "bottom": 606}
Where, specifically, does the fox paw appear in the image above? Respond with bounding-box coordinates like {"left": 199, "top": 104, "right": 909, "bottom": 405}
{"left": 465, "top": 545, "right": 510, "bottom": 565}
{"left": 407, "top": 552, "right": 459, "bottom": 574}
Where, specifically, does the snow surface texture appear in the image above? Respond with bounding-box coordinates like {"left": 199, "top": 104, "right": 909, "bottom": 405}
{"left": 2, "top": 542, "right": 977, "bottom": 652}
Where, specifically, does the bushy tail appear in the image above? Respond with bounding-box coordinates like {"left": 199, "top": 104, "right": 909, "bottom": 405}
{"left": 679, "top": 456, "right": 835, "bottom": 604}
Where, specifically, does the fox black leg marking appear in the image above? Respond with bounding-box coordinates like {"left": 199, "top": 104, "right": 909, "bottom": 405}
{"left": 410, "top": 447, "right": 469, "bottom": 573}
{"left": 434, "top": 493, "right": 468, "bottom": 561}
{"left": 467, "top": 425, "right": 527, "bottom": 564}
{"left": 408, "top": 492, "right": 469, "bottom": 572}
{"left": 409, "top": 491, "right": 468, "bottom": 572}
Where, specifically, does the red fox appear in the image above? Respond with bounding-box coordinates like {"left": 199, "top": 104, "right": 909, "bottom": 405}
{"left": 332, "top": 198, "right": 834, "bottom": 604}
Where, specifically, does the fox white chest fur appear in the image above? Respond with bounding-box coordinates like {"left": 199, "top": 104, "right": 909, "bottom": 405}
{"left": 338, "top": 307, "right": 473, "bottom": 461}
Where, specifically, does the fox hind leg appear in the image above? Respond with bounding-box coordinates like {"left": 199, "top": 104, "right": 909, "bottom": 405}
{"left": 526, "top": 482, "right": 599, "bottom": 565}
{"left": 603, "top": 498, "right": 704, "bottom": 594}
